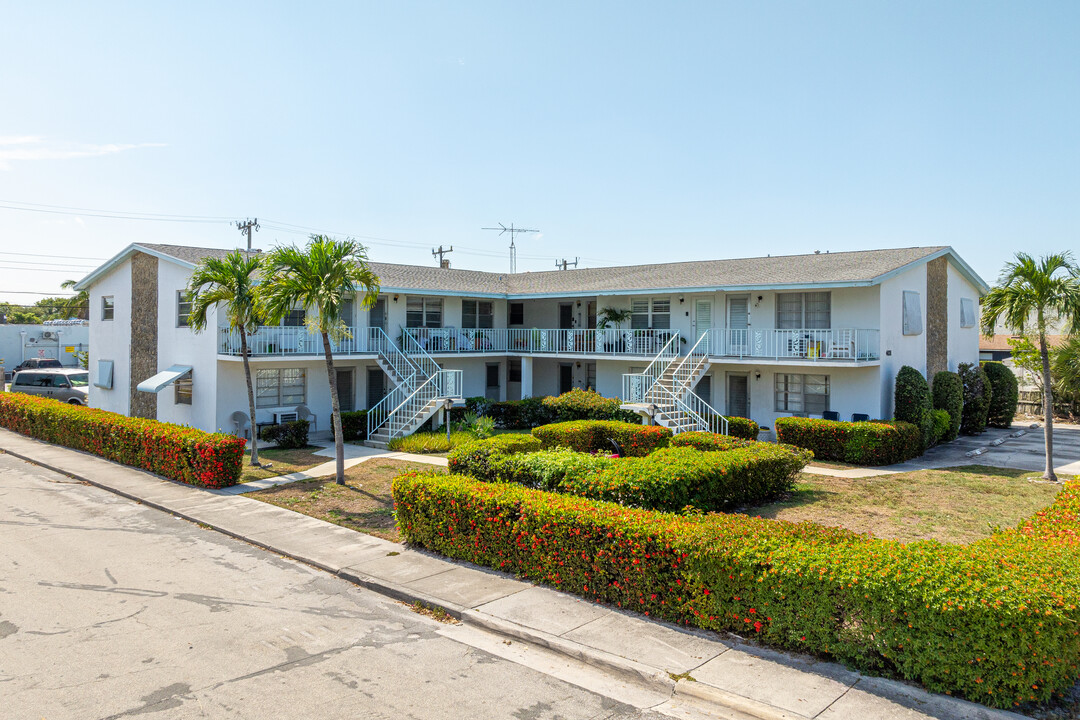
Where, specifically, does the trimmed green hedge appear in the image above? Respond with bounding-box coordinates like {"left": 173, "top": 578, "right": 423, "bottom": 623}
{"left": 490, "top": 448, "right": 615, "bottom": 492}
{"left": 338, "top": 410, "right": 368, "bottom": 441}
{"left": 394, "top": 472, "right": 1080, "bottom": 708}
{"left": 932, "top": 371, "right": 964, "bottom": 442}
{"left": 560, "top": 445, "right": 809, "bottom": 511}
{"left": 541, "top": 388, "right": 638, "bottom": 423}
{"left": 894, "top": 365, "right": 934, "bottom": 450}
{"left": 0, "top": 393, "right": 244, "bottom": 488}
{"left": 532, "top": 420, "right": 671, "bottom": 457}
{"left": 447, "top": 434, "right": 542, "bottom": 478}
{"left": 670, "top": 431, "right": 757, "bottom": 452}
{"left": 929, "top": 409, "right": 951, "bottom": 445}
{"left": 774, "top": 417, "right": 922, "bottom": 465}
{"left": 983, "top": 361, "right": 1019, "bottom": 429}
{"left": 959, "top": 362, "right": 992, "bottom": 435}
{"left": 259, "top": 419, "right": 309, "bottom": 449}
{"left": 722, "top": 415, "right": 760, "bottom": 440}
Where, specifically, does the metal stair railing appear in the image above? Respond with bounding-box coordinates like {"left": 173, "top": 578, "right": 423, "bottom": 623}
{"left": 621, "top": 332, "right": 680, "bottom": 403}
{"left": 371, "top": 369, "right": 464, "bottom": 440}
{"left": 366, "top": 369, "right": 418, "bottom": 438}
{"left": 671, "top": 330, "right": 711, "bottom": 394}
{"left": 369, "top": 327, "right": 420, "bottom": 388}
{"left": 644, "top": 382, "right": 728, "bottom": 435}
{"left": 400, "top": 330, "right": 441, "bottom": 380}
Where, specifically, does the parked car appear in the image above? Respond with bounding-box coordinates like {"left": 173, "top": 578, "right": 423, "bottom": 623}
{"left": 6, "top": 357, "right": 63, "bottom": 384}
{"left": 10, "top": 368, "right": 90, "bottom": 405}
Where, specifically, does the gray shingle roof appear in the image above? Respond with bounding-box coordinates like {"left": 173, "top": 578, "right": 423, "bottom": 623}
{"left": 133, "top": 243, "right": 951, "bottom": 296}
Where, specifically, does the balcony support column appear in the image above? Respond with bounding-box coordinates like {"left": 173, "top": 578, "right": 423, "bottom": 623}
{"left": 521, "top": 356, "right": 534, "bottom": 399}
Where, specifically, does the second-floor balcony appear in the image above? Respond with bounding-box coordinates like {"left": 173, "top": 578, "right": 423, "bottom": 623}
{"left": 405, "top": 328, "right": 675, "bottom": 357}
{"left": 219, "top": 326, "right": 382, "bottom": 357}
{"left": 705, "top": 328, "right": 880, "bottom": 362}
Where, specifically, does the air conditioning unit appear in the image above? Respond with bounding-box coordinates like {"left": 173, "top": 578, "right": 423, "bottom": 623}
{"left": 274, "top": 412, "right": 299, "bottom": 424}
{"left": 41, "top": 331, "right": 54, "bottom": 339}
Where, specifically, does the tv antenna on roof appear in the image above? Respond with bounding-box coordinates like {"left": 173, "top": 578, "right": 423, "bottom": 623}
{"left": 556, "top": 257, "right": 579, "bottom": 271}
{"left": 482, "top": 222, "right": 538, "bottom": 273}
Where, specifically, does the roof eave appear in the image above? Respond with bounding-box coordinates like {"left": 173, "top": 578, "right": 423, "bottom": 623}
{"left": 73, "top": 243, "right": 196, "bottom": 291}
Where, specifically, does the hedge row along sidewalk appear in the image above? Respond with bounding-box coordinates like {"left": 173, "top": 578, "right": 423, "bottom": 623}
{"left": 774, "top": 416, "right": 922, "bottom": 466}
{"left": 393, "top": 471, "right": 1080, "bottom": 710}
{"left": 0, "top": 393, "right": 244, "bottom": 488}
{"left": 532, "top": 420, "right": 672, "bottom": 457}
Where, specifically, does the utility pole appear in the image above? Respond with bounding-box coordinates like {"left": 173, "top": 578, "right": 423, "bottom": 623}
{"left": 432, "top": 245, "right": 453, "bottom": 268}
{"left": 236, "top": 218, "right": 259, "bottom": 252}
{"left": 482, "top": 222, "right": 538, "bottom": 273}
{"left": 555, "top": 257, "right": 579, "bottom": 271}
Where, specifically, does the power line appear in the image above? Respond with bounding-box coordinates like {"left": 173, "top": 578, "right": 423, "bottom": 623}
{"left": 0, "top": 199, "right": 233, "bottom": 221}
{"left": 0, "top": 290, "right": 78, "bottom": 295}
{"left": 0, "top": 203, "right": 229, "bottom": 224}
{"left": 0, "top": 250, "right": 106, "bottom": 261}
{"left": 0, "top": 259, "right": 98, "bottom": 269}
{"left": 0, "top": 266, "right": 93, "bottom": 273}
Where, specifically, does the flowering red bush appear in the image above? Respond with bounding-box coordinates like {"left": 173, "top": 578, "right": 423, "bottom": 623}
{"left": 0, "top": 393, "right": 244, "bottom": 488}
{"left": 532, "top": 420, "right": 670, "bottom": 457}
{"left": 774, "top": 417, "right": 921, "bottom": 465}
{"left": 393, "top": 471, "right": 1080, "bottom": 709}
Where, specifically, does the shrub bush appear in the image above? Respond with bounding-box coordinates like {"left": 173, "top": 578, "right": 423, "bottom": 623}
{"left": 541, "top": 388, "right": 625, "bottom": 422}
{"left": 894, "top": 365, "right": 933, "bottom": 450}
{"left": 959, "top": 362, "right": 992, "bottom": 435}
{"left": 486, "top": 396, "right": 557, "bottom": 429}
{"left": 394, "top": 472, "right": 1080, "bottom": 708}
{"left": 709, "top": 415, "right": 759, "bottom": 439}
{"left": 932, "top": 371, "right": 963, "bottom": 442}
{"left": 493, "top": 448, "right": 615, "bottom": 491}
{"left": 259, "top": 419, "right": 309, "bottom": 449}
{"left": 983, "top": 361, "right": 1019, "bottom": 428}
{"left": 774, "top": 417, "right": 922, "bottom": 465}
{"left": 929, "top": 408, "right": 951, "bottom": 445}
{"left": 447, "top": 434, "right": 543, "bottom": 478}
{"left": 337, "top": 410, "right": 367, "bottom": 441}
{"left": 532, "top": 420, "right": 671, "bottom": 457}
{"left": 387, "top": 430, "right": 477, "bottom": 454}
{"left": 670, "top": 431, "right": 757, "bottom": 452}
{"left": 0, "top": 393, "right": 244, "bottom": 488}
{"left": 561, "top": 445, "right": 810, "bottom": 511}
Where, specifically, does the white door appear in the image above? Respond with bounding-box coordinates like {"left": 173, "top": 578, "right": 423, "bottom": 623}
{"left": 694, "top": 300, "right": 712, "bottom": 342}
{"left": 727, "top": 296, "right": 749, "bottom": 355}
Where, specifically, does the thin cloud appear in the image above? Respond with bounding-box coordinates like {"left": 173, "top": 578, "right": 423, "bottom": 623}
{"left": 0, "top": 136, "right": 166, "bottom": 169}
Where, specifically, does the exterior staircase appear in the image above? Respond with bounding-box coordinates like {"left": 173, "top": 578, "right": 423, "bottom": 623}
{"left": 365, "top": 329, "right": 463, "bottom": 449}
{"left": 621, "top": 330, "right": 729, "bottom": 435}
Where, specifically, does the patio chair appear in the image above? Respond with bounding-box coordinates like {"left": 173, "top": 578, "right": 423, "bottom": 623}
{"left": 822, "top": 410, "right": 840, "bottom": 421}
{"left": 828, "top": 329, "right": 855, "bottom": 359}
{"left": 851, "top": 413, "right": 870, "bottom": 422}
{"left": 296, "top": 404, "right": 317, "bottom": 431}
{"left": 230, "top": 410, "right": 251, "bottom": 439}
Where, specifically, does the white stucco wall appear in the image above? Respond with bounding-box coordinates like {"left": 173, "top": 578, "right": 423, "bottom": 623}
{"left": 877, "top": 264, "right": 928, "bottom": 419}
{"left": 87, "top": 262, "right": 132, "bottom": 416}
{"left": 947, "top": 263, "right": 981, "bottom": 371}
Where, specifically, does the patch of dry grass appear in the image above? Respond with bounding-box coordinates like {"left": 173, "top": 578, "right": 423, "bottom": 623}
{"left": 747, "top": 465, "right": 1066, "bottom": 544}
{"left": 245, "top": 458, "right": 441, "bottom": 541}
{"left": 238, "top": 446, "right": 327, "bottom": 483}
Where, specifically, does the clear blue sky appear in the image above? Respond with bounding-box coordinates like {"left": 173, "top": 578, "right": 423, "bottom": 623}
{"left": 1, "top": 1, "right": 1077, "bottom": 304}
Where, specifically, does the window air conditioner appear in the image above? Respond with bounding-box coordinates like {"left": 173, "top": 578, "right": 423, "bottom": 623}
{"left": 274, "top": 412, "right": 299, "bottom": 424}
{"left": 42, "top": 331, "right": 54, "bottom": 339}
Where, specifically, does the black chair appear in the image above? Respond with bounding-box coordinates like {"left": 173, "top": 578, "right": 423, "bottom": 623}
{"left": 822, "top": 410, "right": 840, "bottom": 421}
{"left": 851, "top": 413, "right": 870, "bottom": 422}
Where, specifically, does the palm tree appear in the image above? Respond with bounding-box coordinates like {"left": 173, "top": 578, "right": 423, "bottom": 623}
{"left": 259, "top": 235, "right": 380, "bottom": 484}
{"left": 60, "top": 280, "right": 90, "bottom": 320}
{"left": 187, "top": 251, "right": 264, "bottom": 467}
{"left": 982, "top": 251, "right": 1080, "bottom": 481}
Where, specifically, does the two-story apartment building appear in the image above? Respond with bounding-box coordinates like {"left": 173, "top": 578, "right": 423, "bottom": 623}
{"left": 74, "top": 243, "right": 987, "bottom": 440}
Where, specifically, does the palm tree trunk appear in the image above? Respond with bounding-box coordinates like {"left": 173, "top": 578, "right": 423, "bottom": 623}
{"left": 1039, "top": 332, "right": 1057, "bottom": 481}
{"left": 240, "top": 330, "right": 260, "bottom": 466}
{"left": 321, "top": 331, "right": 345, "bottom": 484}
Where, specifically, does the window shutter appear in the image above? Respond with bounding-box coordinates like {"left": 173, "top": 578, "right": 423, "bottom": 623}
{"left": 902, "top": 291, "right": 923, "bottom": 336}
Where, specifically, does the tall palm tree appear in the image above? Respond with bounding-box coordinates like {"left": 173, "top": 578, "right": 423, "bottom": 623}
{"left": 187, "top": 251, "right": 264, "bottom": 467}
{"left": 982, "top": 251, "right": 1080, "bottom": 481}
{"left": 60, "top": 280, "right": 90, "bottom": 320}
{"left": 259, "top": 236, "right": 380, "bottom": 484}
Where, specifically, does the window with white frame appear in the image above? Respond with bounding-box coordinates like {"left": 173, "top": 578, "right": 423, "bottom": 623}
{"left": 775, "top": 373, "right": 829, "bottom": 414}
{"left": 255, "top": 368, "right": 306, "bottom": 408}
{"left": 630, "top": 298, "right": 671, "bottom": 329}
{"left": 776, "top": 292, "right": 831, "bottom": 329}
{"left": 177, "top": 291, "right": 192, "bottom": 328}
{"left": 960, "top": 298, "right": 976, "bottom": 328}
{"left": 406, "top": 297, "right": 443, "bottom": 328}
{"left": 102, "top": 296, "right": 114, "bottom": 321}
{"left": 462, "top": 299, "right": 494, "bottom": 329}
{"left": 902, "top": 291, "right": 923, "bottom": 335}
{"left": 174, "top": 375, "right": 192, "bottom": 405}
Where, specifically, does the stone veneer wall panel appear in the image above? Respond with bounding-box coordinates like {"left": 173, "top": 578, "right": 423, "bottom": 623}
{"left": 925, "top": 256, "right": 948, "bottom": 379}
{"left": 129, "top": 253, "right": 159, "bottom": 419}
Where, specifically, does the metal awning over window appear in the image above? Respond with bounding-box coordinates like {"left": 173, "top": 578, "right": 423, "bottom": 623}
{"left": 137, "top": 365, "right": 192, "bottom": 393}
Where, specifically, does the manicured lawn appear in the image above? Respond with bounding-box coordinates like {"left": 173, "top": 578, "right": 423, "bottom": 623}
{"left": 245, "top": 459, "right": 440, "bottom": 541}
{"left": 238, "top": 445, "right": 327, "bottom": 483}
{"left": 747, "top": 465, "right": 1066, "bottom": 544}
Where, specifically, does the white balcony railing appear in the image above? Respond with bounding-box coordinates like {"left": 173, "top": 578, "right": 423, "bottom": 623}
{"left": 404, "top": 328, "right": 676, "bottom": 356}
{"left": 218, "top": 326, "right": 380, "bottom": 356}
{"left": 706, "top": 328, "right": 880, "bottom": 361}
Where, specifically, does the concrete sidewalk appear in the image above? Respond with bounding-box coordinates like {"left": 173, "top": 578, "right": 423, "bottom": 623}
{"left": 0, "top": 428, "right": 1024, "bottom": 720}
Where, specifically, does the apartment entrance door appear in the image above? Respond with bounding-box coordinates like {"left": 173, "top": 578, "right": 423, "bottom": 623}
{"left": 559, "top": 363, "right": 573, "bottom": 394}
{"left": 335, "top": 368, "right": 355, "bottom": 412}
{"left": 370, "top": 298, "right": 387, "bottom": 333}
{"left": 727, "top": 373, "right": 750, "bottom": 419}
{"left": 694, "top": 300, "right": 712, "bottom": 342}
{"left": 558, "top": 303, "right": 574, "bottom": 330}
{"left": 727, "top": 296, "right": 749, "bottom": 355}
{"left": 366, "top": 368, "right": 386, "bottom": 409}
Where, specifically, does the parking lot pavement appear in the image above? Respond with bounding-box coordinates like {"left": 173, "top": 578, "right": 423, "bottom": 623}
{"left": 906, "top": 422, "right": 1080, "bottom": 475}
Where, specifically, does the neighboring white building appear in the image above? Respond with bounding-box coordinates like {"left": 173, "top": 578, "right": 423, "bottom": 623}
{"left": 74, "top": 244, "right": 988, "bottom": 441}
{"left": 0, "top": 322, "right": 89, "bottom": 372}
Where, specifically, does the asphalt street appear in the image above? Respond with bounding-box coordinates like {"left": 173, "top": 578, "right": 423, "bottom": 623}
{"left": 0, "top": 452, "right": 671, "bottom": 720}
